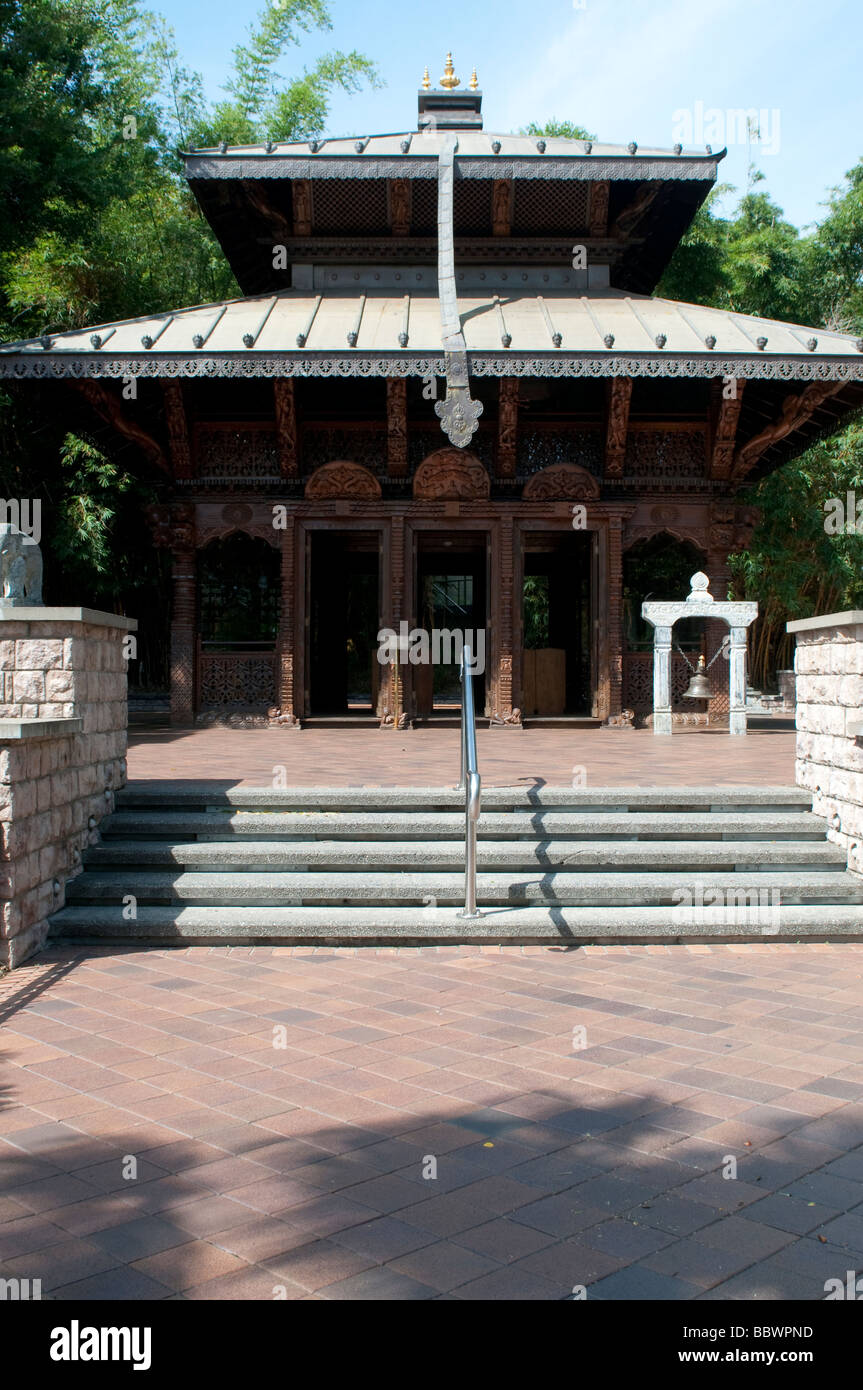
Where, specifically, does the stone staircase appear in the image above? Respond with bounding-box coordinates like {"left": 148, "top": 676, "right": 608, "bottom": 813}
{"left": 47, "top": 784, "right": 863, "bottom": 945}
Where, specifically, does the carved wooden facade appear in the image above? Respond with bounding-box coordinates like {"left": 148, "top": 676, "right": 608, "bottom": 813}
{"left": 137, "top": 372, "right": 773, "bottom": 726}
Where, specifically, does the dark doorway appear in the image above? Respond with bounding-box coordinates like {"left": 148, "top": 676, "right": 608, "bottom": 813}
{"left": 415, "top": 534, "right": 487, "bottom": 715}
{"left": 309, "top": 532, "right": 379, "bottom": 715}
{"left": 522, "top": 532, "right": 592, "bottom": 715}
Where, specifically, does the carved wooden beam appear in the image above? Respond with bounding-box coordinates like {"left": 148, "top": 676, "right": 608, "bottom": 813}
{"left": 492, "top": 179, "right": 513, "bottom": 237}
{"left": 388, "top": 179, "right": 412, "bottom": 237}
{"left": 589, "top": 181, "right": 610, "bottom": 238}
{"left": 291, "top": 178, "right": 312, "bottom": 237}
{"left": 612, "top": 181, "right": 662, "bottom": 238}
{"left": 273, "top": 379, "right": 298, "bottom": 477}
{"left": 70, "top": 380, "right": 169, "bottom": 474}
{"left": 386, "top": 377, "right": 408, "bottom": 476}
{"left": 732, "top": 381, "right": 842, "bottom": 483}
{"left": 161, "top": 382, "right": 193, "bottom": 479}
{"left": 710, "top": 378, "right": 745, "bottom": 479}
{"left": 497, "top": 378, "right": 519, "bottom": 477}
{"left": 604, "top": 376, "right": 632, "bottom": 477}
{"left": 242, "top": 180, "right": 292, "bottom": 242}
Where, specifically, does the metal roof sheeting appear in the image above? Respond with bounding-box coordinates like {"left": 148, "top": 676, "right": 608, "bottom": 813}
{"left": 3, "top": 289, "right": 860, "bottom": 364}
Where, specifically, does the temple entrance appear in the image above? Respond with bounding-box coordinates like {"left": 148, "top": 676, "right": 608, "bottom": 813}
{"left": 308, "top": 531, "right": 380, "bottom": 716}
{"left": 196, "top": 532, "right": 280, "bottom": 712}
{"left": 414, "top": 533, "right": 487, "bottom": 717}
{"left": 521, "top": 532, "right": 592, "bottom": 716}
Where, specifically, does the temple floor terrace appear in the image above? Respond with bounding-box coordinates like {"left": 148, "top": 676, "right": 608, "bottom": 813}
{"left": 126, "top": 725, "right": 796, "bottom": 788}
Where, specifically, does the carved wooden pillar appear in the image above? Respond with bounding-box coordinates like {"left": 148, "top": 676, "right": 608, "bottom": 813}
{"left": 168, "top": 505, "right": 196, "bottom": 726}
{"left": 604, "top": 376, "right": 632, "bottom": 478}
{"left": 277, "top": 515, "right": 300, "bottom": 725}
{"left": 705, "top": 548, "right": 733, "bottom": 721}
{"left": 381, "top": 515, "right": 407, "bottom": 726}
{"left": 608, "top": 515, "right": 625, "bottom": 718}
{"left": 710, "top": 378, "right": 745, "bottom": 479}
{"left": 386, "top": 378, "right": 408, "bottom": 477}
{"left": 274, "top": 379, "right": 298, "bottom": 477}
{"left": 161, "top": 383, "right": 193, "bottom": 479}
{"left": 497, "top": 379, "right": 518, "bottom": 478}
{"left": 495, "top": 516, "right": 516, "bottom": 721}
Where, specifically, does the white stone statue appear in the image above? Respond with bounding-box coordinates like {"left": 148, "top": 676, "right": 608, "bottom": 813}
{"left": 0, "top": 524, "right": 43, "bottom": 606}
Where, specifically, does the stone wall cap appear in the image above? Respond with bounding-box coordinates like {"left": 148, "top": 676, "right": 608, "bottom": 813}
{"left": 0, "top": 606, "right": 137, "bottom": 630}
{"left": 787, "top": 610, "right": 863, "bottom": 634}
{"left": 0, "top": 716, "right": 84, "bottom": 740}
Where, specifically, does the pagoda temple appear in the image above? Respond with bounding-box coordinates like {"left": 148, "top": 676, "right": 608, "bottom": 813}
{"left": 3, "top": 56, "right": 863, "bottom": 729}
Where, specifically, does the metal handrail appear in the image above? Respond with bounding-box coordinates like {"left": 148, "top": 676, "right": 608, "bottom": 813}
{"left": 457, "top": 642, "right": 482, "bottom": 918}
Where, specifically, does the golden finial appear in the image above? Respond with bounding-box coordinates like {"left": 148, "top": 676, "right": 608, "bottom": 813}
{"left": 469, "top": 68, "right": 479, "bottom": 91}
{"left": 421, "top": 66, "right": 430, "bottom": 91}
{"left": 439, "top": 53, "right": 460, "bottom": 90}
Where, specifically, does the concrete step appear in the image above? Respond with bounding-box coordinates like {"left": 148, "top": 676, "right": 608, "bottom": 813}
{"left": 101, "top": 810, "right": 827, "bottom": 841}
{"left": 116, "top": 783, "right": 813, "bottom": 813}
{"left": 83, "top": 838, "right": 848, "bottom": 871}
{"left": 48, "top": 902, "right": 863, "bottom": 944}
{"left": 64, "top": 870, "right": 863, "bottom": 907}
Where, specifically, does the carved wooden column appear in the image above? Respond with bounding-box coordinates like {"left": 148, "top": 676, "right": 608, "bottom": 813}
{"left": 168, "top": 505, "right": 196, "bottom": 726}
{"left": 276, "top": 515, "right": 300, "bottom": 725}
{"left": 604, "top": 376, "right": 632, "bottom": 478}
{"left": 608, "top": 514, "right": 625, "bottom": 718}
{"left": 497, "top": 379, "right": 518, "bottom": 478}
{"left": 710, "top": 379, "right": 745, "bottom": 480}
{"left": 274, "top": 380, "right": 298, "bottom": 477}
{"left": 495, "top": 516, "right": 517, "bottom": 722}
{"left": 381, "top": 515, "right": 407, "bottom": 726}
{"left": 161, "top": 383, "right": 193, "bottom": 479}
{"left": 705, "top": 543, "right": 733, "bottom": 722}
{"left": 386, "top": 378, "right": 408, "bottom": 478}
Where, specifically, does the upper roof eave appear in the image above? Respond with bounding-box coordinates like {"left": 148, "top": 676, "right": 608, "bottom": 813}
{"left": 184, "top": 137, "right": 725, "bottom": 182}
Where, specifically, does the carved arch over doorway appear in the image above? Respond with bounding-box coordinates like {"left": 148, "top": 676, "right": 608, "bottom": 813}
{"left": 522, "top": 463, "right": 600, "bottom": 501}
{"left": 413, "top": 448, "right": 490, "bottom": 501}
{"left": 305, "top": 460, "right": 382, "bottom": 499}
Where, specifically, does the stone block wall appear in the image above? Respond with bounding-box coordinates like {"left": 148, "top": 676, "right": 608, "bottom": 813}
{"left": 0, "top": 608, "right": 135, "bottom": 968}
{"left": 787, "top": 611, "right": 863, "bottom": 873}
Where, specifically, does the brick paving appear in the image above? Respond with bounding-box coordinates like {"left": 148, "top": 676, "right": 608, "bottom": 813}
{"left": 2, "top": 942, "right": 863, "bottom": 1300}
{"left": 127, "top": 724, "right": 796, "bottom": 787}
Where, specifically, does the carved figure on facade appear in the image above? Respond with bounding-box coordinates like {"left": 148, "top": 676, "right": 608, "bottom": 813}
{"left": 305, "top": 460, "right": 382, "bottom": 499}
{"left": 389, "top": 179, "right": 412, "bottom": 236}
{"left": 522, "top": 463, "right": 600, "bottom": 500}
{"left": 292, "top": 179, "right": 312, "bottom": 236}
{"left": 413, "top": 449, "right": 490, "bottom": 500}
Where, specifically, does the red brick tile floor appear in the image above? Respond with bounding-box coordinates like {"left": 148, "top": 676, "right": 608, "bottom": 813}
{"left": 3, "top": 942, "right": 863, "bottom": 1301}
{"left": 127, "top": 724, "right": 796, "bottom": 787}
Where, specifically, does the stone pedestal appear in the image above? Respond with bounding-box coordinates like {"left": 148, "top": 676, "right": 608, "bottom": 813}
{"left": 0, "top": 607, "right": 136, "bottom": 967}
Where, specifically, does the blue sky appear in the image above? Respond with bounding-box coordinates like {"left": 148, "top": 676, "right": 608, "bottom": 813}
{"left": 162, "top": 0, "right": 862, "bottom": 231}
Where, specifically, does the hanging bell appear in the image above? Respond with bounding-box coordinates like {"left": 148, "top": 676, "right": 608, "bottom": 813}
{"left": 683, "top": 654, "right": 711, "bottom": 700}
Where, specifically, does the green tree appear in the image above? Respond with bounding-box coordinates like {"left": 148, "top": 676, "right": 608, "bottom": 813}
{"left": 522, "top": 119, "right": 596, "bottom": 142}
